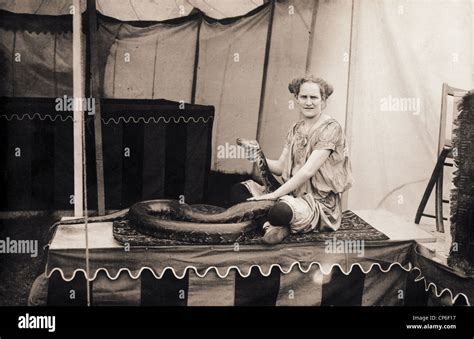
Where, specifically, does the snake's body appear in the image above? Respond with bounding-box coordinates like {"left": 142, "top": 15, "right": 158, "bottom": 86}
{"left": 54, "top": 139, "right": 280, "bottom": 243}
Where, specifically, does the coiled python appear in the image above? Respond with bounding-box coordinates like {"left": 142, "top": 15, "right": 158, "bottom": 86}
{"left": 51, "top": 139, "right": 281, "bottom": 244}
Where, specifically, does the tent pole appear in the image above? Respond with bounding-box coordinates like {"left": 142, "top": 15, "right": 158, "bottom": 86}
{"left": 73, "top": 0, "right": 91, "bottom": 307}
{"left": 191, "top": 15, "right": 202, "bottom": 104}
{"left": 342, "top": 0, "right": 356, "bottom": 211}
{"left": 256, "top": 0, "right": 275, "bottom": 141}
{"left": 72, "top": 0, "right": 84, "bottom": 217}
{"left": 86, "top": 0, "right": 106, "bottom": 215}
{"left": 305, "top": 0, "right": 319, "bottom": 73}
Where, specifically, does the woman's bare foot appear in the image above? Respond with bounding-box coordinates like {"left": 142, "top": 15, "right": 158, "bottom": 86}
{"left": 262, "top": 222, "right": 290, "bottom": 244}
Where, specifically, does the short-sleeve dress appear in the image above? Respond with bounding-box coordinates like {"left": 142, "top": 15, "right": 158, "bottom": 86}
{"left": 281, "top": 117, "right": 353, "bottom": 232}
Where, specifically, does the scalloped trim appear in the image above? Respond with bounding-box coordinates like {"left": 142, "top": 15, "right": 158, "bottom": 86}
{"left": 410, "top": 266, "right": 470, "bottom": 306}
{"left": 0, "top": 113, "right": 72, "bottom": 122}
{"left": 0, "top": 114, "right": 212, "bottom": 124}
{"left": 45, "top": 261, "right": 471, "bottom": 305}
{"left": 45, "top": 261, "right": 411, "bottom": 281}
{"left": 101, "top": 116, "right": 213, "bottom": 124}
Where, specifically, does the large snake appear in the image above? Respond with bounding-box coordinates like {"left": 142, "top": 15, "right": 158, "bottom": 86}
{"left": 51, "top": 139, "right": 281, "bottom": 244}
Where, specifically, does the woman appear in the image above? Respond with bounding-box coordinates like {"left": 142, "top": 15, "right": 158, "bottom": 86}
{"left": 231, "top": 76, "right": 353, "bottom": 244}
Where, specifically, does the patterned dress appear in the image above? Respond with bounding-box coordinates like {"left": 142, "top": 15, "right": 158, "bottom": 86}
{"left": 280, "top": 117, "right": 353, "bottom": 232}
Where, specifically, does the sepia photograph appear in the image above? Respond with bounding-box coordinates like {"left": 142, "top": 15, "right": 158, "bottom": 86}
{"left": 0, "top": 0, "right": 473, "bottom": 333}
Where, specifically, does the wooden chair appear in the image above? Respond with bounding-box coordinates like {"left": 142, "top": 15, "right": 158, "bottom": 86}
{"left": 415, "top": 83, "right": 467, "bottom": 232}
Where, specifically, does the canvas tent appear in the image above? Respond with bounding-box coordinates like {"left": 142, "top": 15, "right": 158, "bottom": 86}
{"left": 0, "top": 0, "right": 472, "bottom": 220}
{"left": 2, "top": 0, "right": 474, "bottom": 309}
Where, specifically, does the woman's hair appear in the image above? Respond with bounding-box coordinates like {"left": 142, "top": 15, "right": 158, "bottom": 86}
{"left": 288, "top": 76, "right": 334, "bottom": 101}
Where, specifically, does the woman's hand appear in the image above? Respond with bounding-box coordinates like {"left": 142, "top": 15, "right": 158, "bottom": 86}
{"left": 269, "top": 149, "right": 331, "bottom": 197}
{"left": 247, "top": 193, "right": 278, "bottom": 201}
{"left": 236, "top": 138, "right": 259, "bottom": 162}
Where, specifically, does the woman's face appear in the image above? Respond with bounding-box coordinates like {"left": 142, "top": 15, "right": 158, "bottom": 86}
{"left": 296, "top": 82, "right": 324, "bottom": 119}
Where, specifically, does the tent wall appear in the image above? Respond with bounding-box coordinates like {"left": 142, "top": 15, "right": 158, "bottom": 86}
{"left": 307, "top": 0, "right": 352, "bottom": 128}
{"left": 195, "top": 6, "right": 270, "bottom": 172}
{"left": 0, "top": 0, "right": 86, "bottom": 15}
{"left": 258, "top": 0, "right": 315, "bottom": 159}
{"left": 0, "top": 0, "right": 263, "bottom": 20}
{"left": 102, "top": 20, "right": 198, "bottom": 102}
{"left": 0, "top": 26, "right": 75, "bottom": 97}
{"left": 1, "top": 0, "right": 473, "bottom": 218}
{"left": 346, "top": 0, "right": 472, "bottom": 218}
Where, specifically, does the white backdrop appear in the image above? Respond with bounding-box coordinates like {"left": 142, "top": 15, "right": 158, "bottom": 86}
{"left": 345, "top": 0, "right": 472, "bottom": 217}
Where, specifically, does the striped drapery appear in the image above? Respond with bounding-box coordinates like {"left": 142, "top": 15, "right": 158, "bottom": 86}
{"left": 45, "top": 264, "right": 417, "bottom": 306}
{"left": 41, "top": 262, "right": 463, "bottom": 306}
{"left": 0, "top": 98, "right": 214, "bottom": 211}
{"left": 32, "top": 241, "right": 471, "bottom": 306}
{"left": 41, "top": 238, "right": 418, "bottom": 306}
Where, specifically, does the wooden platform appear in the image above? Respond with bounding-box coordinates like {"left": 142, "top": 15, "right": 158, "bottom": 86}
{"left": 52, "top": 209, "right": 437, "bottom": 251}
{"left": 354, "top": 209, "right": 436, "bottom": 243}
{"left": 416, "top": 224, "right": 451, "bottom": 265}
{"left": 354, "top": 209, "right": 450, "bottom": 265}
{"left": 50, "top": 221, "right": 119, "bottom": 250}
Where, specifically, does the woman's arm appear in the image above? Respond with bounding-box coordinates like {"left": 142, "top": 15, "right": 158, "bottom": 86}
{"left": 248, "top": 149, "right": 331, "bottom": 200}
{"left": 265, "top": 146, "right": 289, "bottom": 176}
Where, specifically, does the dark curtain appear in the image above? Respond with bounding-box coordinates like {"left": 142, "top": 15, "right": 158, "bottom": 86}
{"left": 0, "top": 97, "right": 214, "bottom": 211}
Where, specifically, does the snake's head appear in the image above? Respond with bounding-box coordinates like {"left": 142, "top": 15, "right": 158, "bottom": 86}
{"left": 236, "top": 138, "right": 260, "bottom": 149}
{"left": 236, "top": 138, "right": 260, "bottom": 162}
